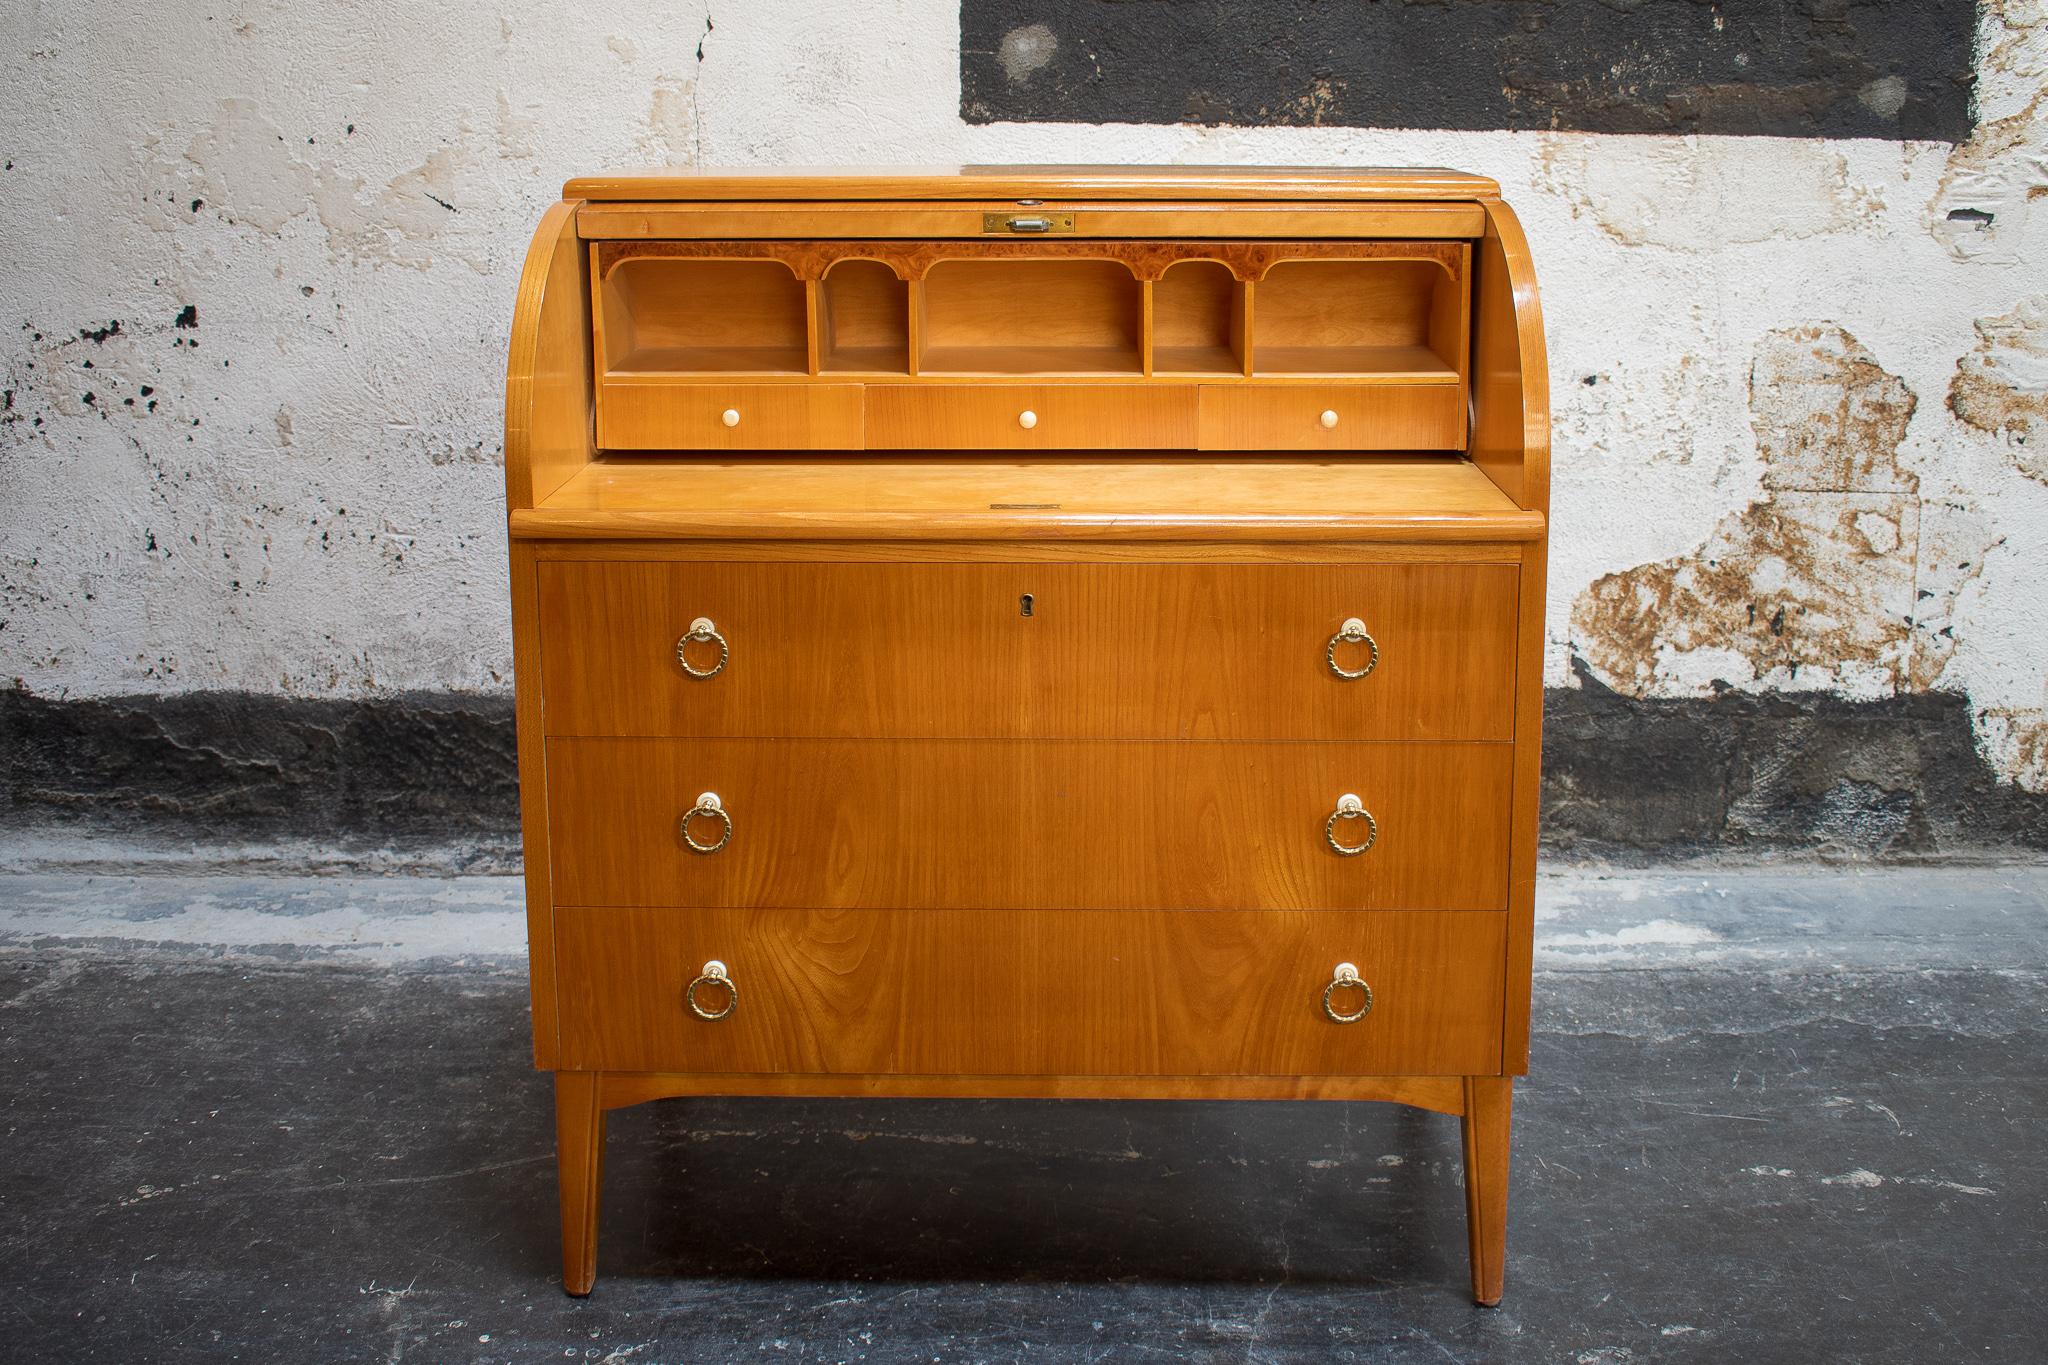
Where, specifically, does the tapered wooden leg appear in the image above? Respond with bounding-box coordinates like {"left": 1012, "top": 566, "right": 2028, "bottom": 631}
{"left": 555, "top": 1071, "right": 606, "bottom": 1296}
{"left": 1461, "top": 1075, "right": 1513, "bottom": 1306}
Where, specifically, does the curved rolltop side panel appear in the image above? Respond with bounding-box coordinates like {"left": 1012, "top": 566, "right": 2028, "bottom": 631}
{"left": 1470, "top": 199, "right": 1550, "bottom": 515}
{"left": 504, "top": 199, "right": 592, "bottom": 1069}
{"left": 1474, "top": 196, "right": 1550, "bottom": 1075}
{"left": 505, "top": 200, "right": 595, "bottom": 512}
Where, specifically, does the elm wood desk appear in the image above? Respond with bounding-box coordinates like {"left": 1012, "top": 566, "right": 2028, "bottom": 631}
{"left": 502, "top": 166, "right": 1549, "bottom": 1304}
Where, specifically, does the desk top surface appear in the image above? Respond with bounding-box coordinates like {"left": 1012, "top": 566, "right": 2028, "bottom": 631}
{"left": 510, "top": 456, "right": 1542, "bottom": 542}
{"left": 563, "top": 165, "right": 1501, "bottom": 203}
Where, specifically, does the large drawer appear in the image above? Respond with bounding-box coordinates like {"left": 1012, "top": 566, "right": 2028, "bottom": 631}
{"left": 546, "top": 738, "right": 1512, "bottom": 911}
{"left": 554, "top": 906, "right": 1506, "bottom": 1075}
{"left": 864, "top": 384, "right": 1197, "bottom": 449}
{"left": 536, "top": 560, "right": 1519, "bottom": 741}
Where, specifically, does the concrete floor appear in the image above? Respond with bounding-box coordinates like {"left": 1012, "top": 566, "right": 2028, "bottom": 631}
{"left": 1, "top": 867, "right": 2043, "bottom": 1363}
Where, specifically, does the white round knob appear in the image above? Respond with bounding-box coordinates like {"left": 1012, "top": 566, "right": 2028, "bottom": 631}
{"left": 721, "top": 408, "right": 740, "bottom": 428}
{"left": 1018, "top": 409, "right": 1038, "bottom": 430}
{"left": 1319, "top": 409, "right": 1339, "bottom": 429}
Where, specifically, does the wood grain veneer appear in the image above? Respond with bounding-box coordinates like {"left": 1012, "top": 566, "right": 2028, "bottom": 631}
{"left": 596, "top": 380, "right": 861, "bottom": 451}
{"left": 1198, "top": 385, "right": 1466, "bottom": 450}
{"left": 545, "top": 737, "right": 1512, "bottom": 912}
{"left": 555, "top": 907, "right": 1506, "bottom": 1076}
{"left": 536, "top": 559, "right": 1518, "bottom": 741}
{"left": 511, "top": 457, "right": 1544, "bottom": 542}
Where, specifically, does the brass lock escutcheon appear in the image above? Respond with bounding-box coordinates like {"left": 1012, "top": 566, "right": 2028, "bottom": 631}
{"left": 982, "top": 210, "right": 1075, "bottom": 234}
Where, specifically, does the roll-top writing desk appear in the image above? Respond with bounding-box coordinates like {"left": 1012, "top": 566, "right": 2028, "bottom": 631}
{"left": 503, "top": 166, "right": 1548, "bottom": 1304}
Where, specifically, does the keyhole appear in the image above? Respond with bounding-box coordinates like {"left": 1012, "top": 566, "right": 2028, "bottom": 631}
{"left": 1019, "top": 593, "right": 1035, "bottom": 617}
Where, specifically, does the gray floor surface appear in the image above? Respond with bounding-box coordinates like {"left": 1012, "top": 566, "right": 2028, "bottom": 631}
{"left": 1, "top": 866, "right": 2043, "bottom": 1363}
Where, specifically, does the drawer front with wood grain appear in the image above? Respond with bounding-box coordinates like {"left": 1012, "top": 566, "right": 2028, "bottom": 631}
{"left": 865, "top": 384, "right": 1197, "bottom": 449}
{"left": 536, "top": 560, "right": 1519, "bottom": 741}
{"left": 546, "top": 738, "right": 1512, "bottom": 911}
{"left": 555, "top": 906, "right": 1506, "bottom": 1076}
{"left": 597, "top": 381, "right": 864, "bottom": 451}
{"left": 1198, "top": 384, "right": 1465, "bottom": 451}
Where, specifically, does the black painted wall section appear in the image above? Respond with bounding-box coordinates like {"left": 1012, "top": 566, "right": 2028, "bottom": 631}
{"left": 961, "top": 0, "right": 1977, "bottom": 140}
{"left": 0, "top": 690, "right": 519, "bottom": 864}
{"left": 1543, "top": 663, "right": 2048, "bottom": 859}
{"left": 3, "top": 681, "right": 2043, "bottom": 864}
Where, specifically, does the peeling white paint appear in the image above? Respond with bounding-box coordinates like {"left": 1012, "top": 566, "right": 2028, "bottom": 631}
{"left": 1534, "top": 137, "right": 1887, "bottom": 248}
{"left": 0, "top": 1, "right": 2045, "bottom": 788}
{"left": 1952, "top": 295, "right": 2048, "bottom": 461}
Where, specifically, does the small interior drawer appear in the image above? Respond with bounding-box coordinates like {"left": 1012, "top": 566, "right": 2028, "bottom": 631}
{"left": 596, "top": 381, "right": 863, "bottom": 451}
{"left": 865, "top": 384, "right": 1196, "bottom": 449}
{"left": 1198, "top": 384, "right": 1466, "bottom": 451}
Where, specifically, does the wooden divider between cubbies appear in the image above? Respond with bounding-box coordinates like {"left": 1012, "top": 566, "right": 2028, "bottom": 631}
{"left": 908, "top": 279, "right": 923, "bottom": 377}
{"left": 1141, "top": 280, "right": 1153, "bottom": 380}
{"left": 1240, "top": 280, "right": 1256, "bottom": 379}
{"left": 804, "top": 280, "right": 821, "bottom": 377}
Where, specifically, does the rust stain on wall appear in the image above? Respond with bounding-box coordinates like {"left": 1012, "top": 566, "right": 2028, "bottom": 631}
{"left": 1949, "top": 296, "right": 2048, "bottom": 483}
{"left": 1753, "top": 326, "right": 1919, "bottom": 492}
{"left": 1573, "top": 326, "right": 1929, "bottom": 698}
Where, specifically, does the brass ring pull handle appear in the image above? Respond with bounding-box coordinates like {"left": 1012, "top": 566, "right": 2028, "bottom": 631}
{"left": 676, "top": 617, "right": 729, "bottom": 679}
{"left": 681, "top": 791, "right": 733, "bottom": 855}
{"left": 686, "top": 959, "right": 737, "bottom": 1021}
{"left": 1326, "top": 617, "right": 1379, "bottom": 679}
{"left": 1322, "top": 961, "right": 1373, "bottom": 1023}
{"left": 1325, "top": 793, "right": 1378, "bottom": 856}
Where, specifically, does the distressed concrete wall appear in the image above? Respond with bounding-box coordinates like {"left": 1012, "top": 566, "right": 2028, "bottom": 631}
{"left": 2, "top": 2, "right": 2046, "bottom": 863}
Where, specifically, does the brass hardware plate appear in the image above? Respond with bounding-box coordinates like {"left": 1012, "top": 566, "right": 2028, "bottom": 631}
{"left": 983, "top": 210, "right": 1075, "bottom": 234}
